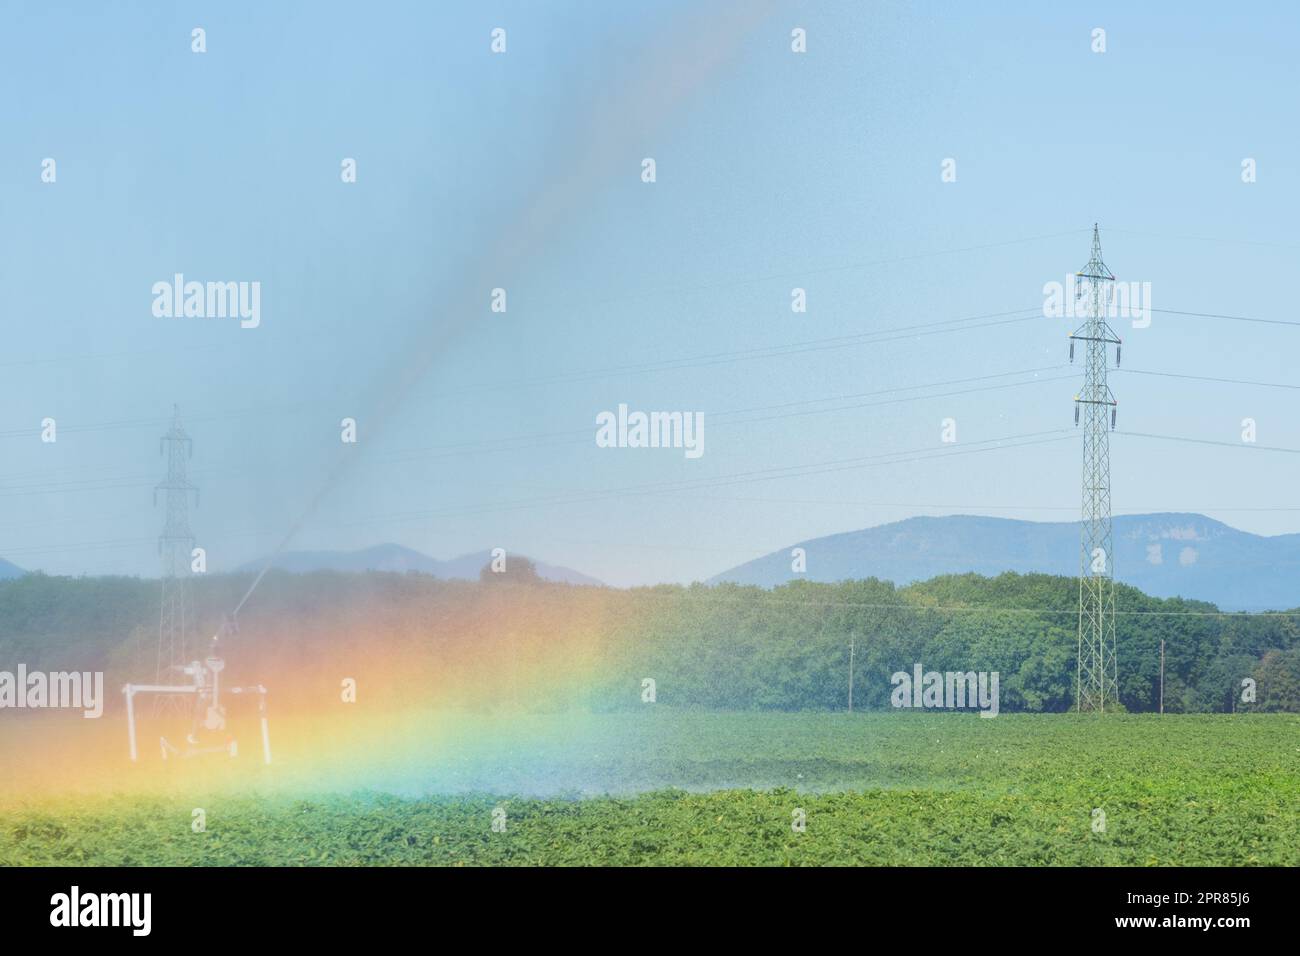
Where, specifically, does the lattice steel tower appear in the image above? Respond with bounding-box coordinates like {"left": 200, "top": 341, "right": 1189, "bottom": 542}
{"left": 1069, "top": 225, "right": 1121, "bottom": 712}
{"left": 155, "top": 405, "right": 199, "bottom": 686}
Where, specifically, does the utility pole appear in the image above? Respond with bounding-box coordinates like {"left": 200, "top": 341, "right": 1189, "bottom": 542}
{"left": 848, "top": 634, "right": 855, "bottom": 713}
{"left": 1070, "top": 225, "right": 1121, "bottom": 713}
{"left": 1159, "top": 639, "right": 1165, "bottom": 715}
{"left": 155, "top": 405, "right": 198, "bottom": 700}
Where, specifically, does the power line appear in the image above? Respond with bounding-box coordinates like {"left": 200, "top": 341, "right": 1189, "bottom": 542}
{"left": 717, "top": 373, "right": 1074, "bottom": 429}
{"left": 373, "top": 365, "right": 1070, "bottom": 466}
{"left": 1119, "top": 368, "right": 1300, "bottom": 391}
{"left": 328, "top": 430, "right": 1077, "bottom": 527}
{"left": 434, "top": 308, "right": 1046, "bottom": 396}
{"left": 0, "top": 366, "right": 1072, "bottom": 495}
{"left": 159, "top": 433, "right": 1067, "bottom": 544}
{"left": 1120, "top": 431, "right": 1300, "bottom": 455}
{"left": 652, "top": 491, "right": 1300, "bottom": 514}
{"left": 1104, "top": 226, "right": 1300, "bottom": 252}
{"left": 4, "top": 299, "right": 1299, "bottom": 445}
{"left": 38, "top": 423, "right": 1300, "bottom": 552}
{"left": 1149, "top": 307, "right": 1300, "bottom": 328}
{"left": 0, "top": 341, "right": 237, "bottom": 371}
{"left": 0, "top": 400, "right": 321, "bottom": 442}
{"left": 0, "top": 306, "right": 1048, "bottom": 444}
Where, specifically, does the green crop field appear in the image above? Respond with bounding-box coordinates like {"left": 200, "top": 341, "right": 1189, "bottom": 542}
{"left": 3, "top": 712, "right": 1297, "bottom": 865}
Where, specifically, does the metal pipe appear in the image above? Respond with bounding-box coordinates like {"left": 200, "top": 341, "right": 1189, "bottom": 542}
{"left": 124, "top": 687, "right": 137, "bottom": 762}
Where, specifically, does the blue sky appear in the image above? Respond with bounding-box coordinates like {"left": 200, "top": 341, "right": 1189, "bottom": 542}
{"left": 4, "top": 0, "right": 1300, "bottom": 587}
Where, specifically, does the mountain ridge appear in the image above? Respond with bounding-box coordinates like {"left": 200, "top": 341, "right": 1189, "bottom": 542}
{"left": 706, "top": 512, "right": 1300, "bottom": 611}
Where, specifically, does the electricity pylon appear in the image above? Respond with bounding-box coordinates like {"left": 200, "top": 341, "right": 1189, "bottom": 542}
{"left": 155, "top": 405, "right": 199, "bottom": 696}
{"left": 1069, "top": 225, "right": 1121, "bottom": 712}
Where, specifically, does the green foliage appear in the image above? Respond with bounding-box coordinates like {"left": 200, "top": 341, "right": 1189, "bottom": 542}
{"left": 1253, "top": 649, "right": 1300, "bottom": 712}
{"left": 1, "top": 569, "right": 1296, "bottom": 713}
{"left": 591, "top": 573, "right": 1298, "bottom": 712}
{"left": 2, "top": 713, "right": 1295, "bottom": 866}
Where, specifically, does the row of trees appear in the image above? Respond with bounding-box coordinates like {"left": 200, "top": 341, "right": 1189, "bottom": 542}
{"left": 589, "top": 575, "right": 1300, "bottom": 712}
{"left": 0, "top": 569, "right": 1297, "bottom": 713}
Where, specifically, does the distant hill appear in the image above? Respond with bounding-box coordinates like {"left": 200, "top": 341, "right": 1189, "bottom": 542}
{"left": 707, "top": 513, "right": 1300, "bottom": 611}
{"left": 0, "top": 559, "right": 24, "bottom": 580}
{"left": 234, "top": 543, "right": 603, "bottom": 586}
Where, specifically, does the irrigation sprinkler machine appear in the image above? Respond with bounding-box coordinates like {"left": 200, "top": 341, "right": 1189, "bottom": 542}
{"left": 122, "top": 622, "right": 272, "bottom": 765}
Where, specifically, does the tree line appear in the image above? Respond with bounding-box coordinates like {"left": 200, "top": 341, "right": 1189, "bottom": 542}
{"left": 0, "top": 569, "right": 1296, "bottom": 713}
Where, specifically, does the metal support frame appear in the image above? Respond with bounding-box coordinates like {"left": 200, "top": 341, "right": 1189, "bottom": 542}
{"left": 1069, "top": 225, "right": 1122, "bottom": 712}
{"left": 123, "top": 657, "right": 270, "bottom": 764}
